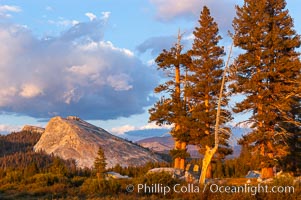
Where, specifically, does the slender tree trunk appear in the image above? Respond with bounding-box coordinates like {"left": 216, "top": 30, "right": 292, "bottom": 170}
{"left": 173, "top": 64, "right": 184, "bottom": 169}
{"left": 199, "top": 44, "right": 232, "bottom": 185}
{"left": 205, "top": 94, "right": 210, "bottom": 135}
{"left": 174, "top": 140, "right": 181, "bottom": 168}
{"left": 173, "top": 61, "right": 181, "bottom": 168}
{"left": 173, "top": 30, "right": 187, "bottom": 170}
{"left": 179, "top": 142, "right": 187, "bottom": 169}
{"left": 199, "top": 145, "right": 218, "bottom": 184}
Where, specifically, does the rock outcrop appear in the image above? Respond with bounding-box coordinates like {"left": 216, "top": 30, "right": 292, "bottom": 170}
{"left": 34, "top": 116, "right": 164, "bottom": 168}
{"left": 22, "top": 125, "right": 45, "bottom": 134}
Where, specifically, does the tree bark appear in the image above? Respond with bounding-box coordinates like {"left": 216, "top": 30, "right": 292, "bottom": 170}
{"left": 174, "top": 140, "right": 181, "bottom": 168}
{"left": 206, "top": 161, "right": 212, "bottom": 179}
{"left": 179, "top": 142, "right": 187, "bottom": 169}
{"left": 261, "top": 167, "right": 274, "bottom": 179}
{"left": 199, "top": 145, "right": 217, "bottom": 185}
{"left": 205, "top": 94, "right": 210, "bottom": 135}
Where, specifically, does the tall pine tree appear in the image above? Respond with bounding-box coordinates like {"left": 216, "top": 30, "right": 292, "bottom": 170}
{"left": 149, "top": 32, "right": 191, "bottom": 169}
{"left": 231, "top": 0, "right": 301, "bottom": 175}
{"left": 186, "top": 6, "right": 232, "bottom": 159}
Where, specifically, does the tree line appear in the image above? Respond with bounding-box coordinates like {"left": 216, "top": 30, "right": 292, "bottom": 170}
{"left": 0, "top": 130, "right": 299, "bottom": 199}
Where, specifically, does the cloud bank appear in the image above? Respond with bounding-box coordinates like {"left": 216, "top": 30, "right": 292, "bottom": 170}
{"left": 150, "top": 0, "right": 241, "bottom": 33}
{"left": 0, "top": 16, "right": 158, "bottom": 120}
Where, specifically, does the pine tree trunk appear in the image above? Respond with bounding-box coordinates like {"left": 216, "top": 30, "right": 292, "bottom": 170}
{"left": 261, "top": 167, "right": 274, "bottom": 179}
{"left": 174, "top": 140, "right": 181, "bottom": 168}
{"left": 179, "top": 142, "right": 187, "bottom": 169}
{"left": 199, "top": 145, "right": 217, "bottom": 185}
{"left": 206, "top": 162, "right": 212, "bottom": 179}
{"left": 205, "top": 94, "right": 210, "bottom": 135}
{"left": 174, "top": 36, "right": 187, "bottom": 169}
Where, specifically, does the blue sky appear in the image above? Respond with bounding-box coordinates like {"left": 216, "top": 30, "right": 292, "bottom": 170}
{"left": 0, "top": 0, "right": 300, "bottom": 137}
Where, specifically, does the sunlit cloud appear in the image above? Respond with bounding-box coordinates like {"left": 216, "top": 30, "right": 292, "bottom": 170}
{"left": 111, "top": 122, "right": 173, "bottom": 135}
{"left": 19, "top": 83, "right": 43, "bottom": 98}
{"left": 0, "top": 17, "right": 158, "bottom": 120}
{"left": 149, "top": 0, "right": 241, "bottom": 34}
{"left": 111, "top": 125, "right": 136, "bottom": 135}
{"left": 85, "top": 12, "right": 97, "bottom": 21}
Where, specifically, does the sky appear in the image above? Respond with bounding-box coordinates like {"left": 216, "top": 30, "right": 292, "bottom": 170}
{"left": 0, "top": 0, "right": 300, "bottom": 139}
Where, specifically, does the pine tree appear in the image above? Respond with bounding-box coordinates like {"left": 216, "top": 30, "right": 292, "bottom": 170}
{"left": 186, "top": 6, "right": 232, "bottom": 159}
{"left": 94, "top": 147, "right": 107, "bottom": 179}
{"left": 149, "top": 31, "right": 191, "bottom": 169}
{"left": 231, "top": 0, "right": 301, "bottom": 175}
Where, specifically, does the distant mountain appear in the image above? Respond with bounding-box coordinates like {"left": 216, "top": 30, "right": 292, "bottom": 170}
{"left": 34, "top": 116, "right": 164, "bottom": 169}
{"left": 137, "top": 136, "right": 200, "bottom": 158}
{"left": 137, "top": 136, "right": 174, "bottom": 153}
{"left": 119, "top": 128, "right": 170, "bottom": 142}
{"left": 230, "top": 127, "right": 252, "bottom": 144}
{"left": 137, "top": 134, "right": 243, "bottom": 159}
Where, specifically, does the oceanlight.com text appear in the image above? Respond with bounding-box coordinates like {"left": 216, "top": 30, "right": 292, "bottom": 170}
{"left": 207, "top": 183, "right": 295, "bottom": 196}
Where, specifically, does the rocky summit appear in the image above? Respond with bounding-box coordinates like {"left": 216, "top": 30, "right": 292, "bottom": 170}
{"left": 22, "top": 125, "right": 45, "bottom": 134}
{"left": 34, "top": 116, "right": 164, "bottom": 169}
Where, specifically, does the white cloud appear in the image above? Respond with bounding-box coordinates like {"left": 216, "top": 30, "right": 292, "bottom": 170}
{"left": 48, "top": 19, "right": 79, "bottom": 27}
{"left": 149, "top": 0, "right": 240, "bottom": 34}
{"left": 150, "top": 0, "right": 200, "bottom": 21}
{"left": 111, "top": 122, "right": 173, "bottom": 135}
{"left": 67, "top": 64, "right": 98, "bottom": 76}
{"left": 0, "top": 124, "right": 22, "bottom": 134}
{"left": 0, "top": 5, "right": 21, "bottom": 18}
{"left": 0, "top": 5, "right": 21, "bottom": 13}
{"left": 183, "top": 33, "right": 194, "bottom": 41}
{"left": 0, "top": 19, "right": 158, "bottom": 120}
{"left": 85, "top": 12, "right": 97, "bottom": 21}
{"left": 107, "top": 74, "right": 133, "bottom": 91}
{"left": 63, "top": 88, "right": 82, "bottom": 104}
{"left": 140, "top": 122, "right": 173, "bottom": 130}
{"left": 111, "top": 125, "right": 136, "bottom": 134}
{"left": 101, "top": 11, "right": 111, "bottom": 21}
{"left": 19, "top": 83, "right": 43, "bottom": 98}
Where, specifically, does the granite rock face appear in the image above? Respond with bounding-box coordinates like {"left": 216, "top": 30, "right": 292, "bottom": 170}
{"left": 22, "top": 125, "right": 45, "bottom": 134}
{"left": 34, "top": 116, "right": 164, "bottom": 168}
